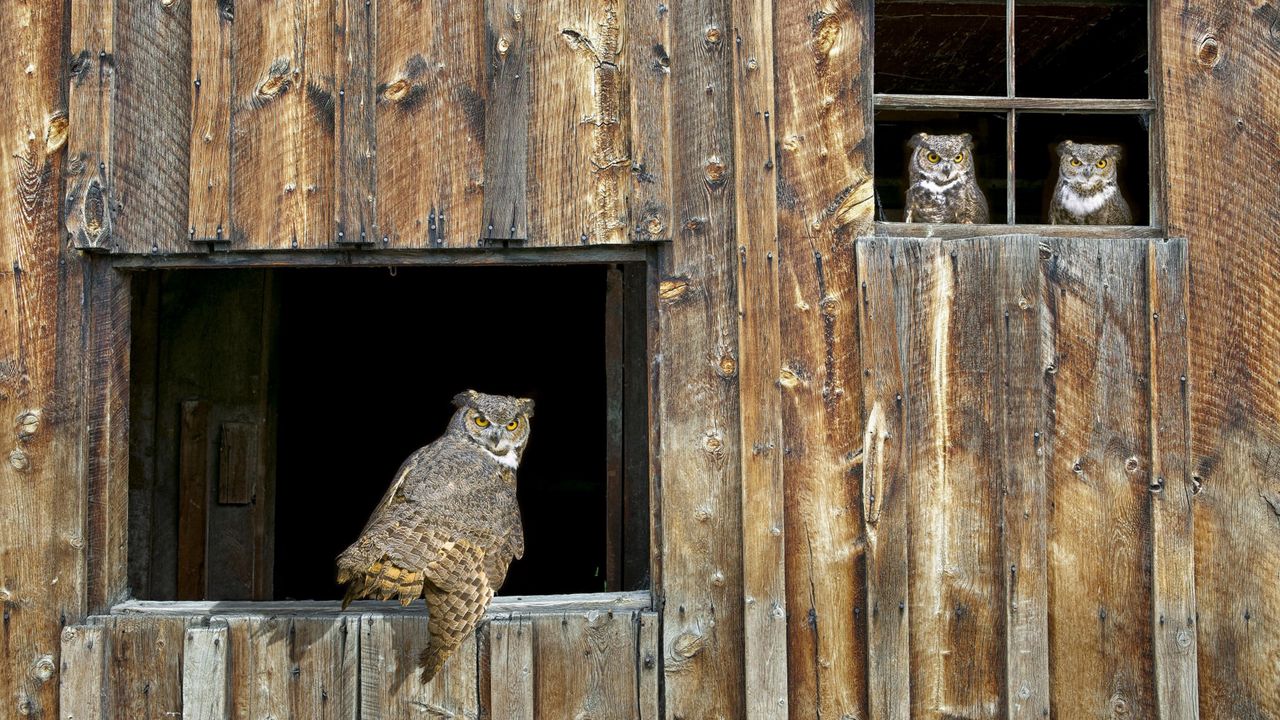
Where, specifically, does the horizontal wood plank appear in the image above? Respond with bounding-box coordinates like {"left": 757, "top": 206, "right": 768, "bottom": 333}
{"left": 112, "top": 591, "right": 651, "bottom": 617}
{"left": 874, "top": 93, "right": 1156, "bottom": 112}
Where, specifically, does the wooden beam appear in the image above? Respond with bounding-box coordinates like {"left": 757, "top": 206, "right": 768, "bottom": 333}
{"left": 359, "top": 614, "right": 478, "bottom": 718}
{"left": 65, "top": 0, "right": 115, "bottom": 251}
{"left": 605, "top": 266, "right": 625, "bottom": 591}
{"left": 106, "top": 616, "right": 185, "bottom": 717}
{"left": 875, "top": 221, "right": 1165, "bottom": 239}
{"left": 178, "top": 399, "right": 211, "bottom": 600}
{"left": 182, "top": 621, "right": 230, "bottom": 720}
{"left": 731, "top": 0, "right": 787, "bottom": 716}
{"left": 626, "top": 0, "right": 673, "bottom": 243}
{"left": 482, "top": 0, "right": 529, "bottom": 243}
{"left": 112, "top": 590, "right": 653, "bottom": 617}
{"left": 335, "top": 0, "right": 377, "bottom": 246}
{"left": 487, "top": 616, "right": 534, "bottom": 720}
{"left": 874, "top": 93, "right": 1156, "bottom": 112}
{"left": 188, "top": 0, "right": 233, "bottom": 245}
{"left": 60, "top": 625, "right": 106, "bottom": 720}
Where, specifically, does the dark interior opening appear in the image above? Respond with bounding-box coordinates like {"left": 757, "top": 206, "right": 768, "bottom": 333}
{"left": 1015, "top": 0, "right": 1148, "bottom": 99}
{"left": 875, "top": 0, "right": 1007, "bottom": 96}
{"left": 1015, "top": 113, "right": 1149, "bottom": 224}
{"left": 875, "top": 110, "right": 1009, "bottom": 223}
{"left": 128, "top": 263, "right": 651, "bottom": 603}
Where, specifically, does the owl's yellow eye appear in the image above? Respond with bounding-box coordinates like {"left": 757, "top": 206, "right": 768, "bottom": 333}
{"left": 505, "top": 419, "right": 519, "bottom": 431}
{"left": 1095, "top": 159, "right": 1108, "bottom": 169}
{"left": 953, "top": 152, "right": 964, "bottom": 162}
{"left": 926, "top": 152, "right": 941, "bottom": 163}
{"left": 1070, "top": 158, "right": 1082, "bottom": 167}
{"left": 474, "top": 416, "right": 490, "bottom": 428}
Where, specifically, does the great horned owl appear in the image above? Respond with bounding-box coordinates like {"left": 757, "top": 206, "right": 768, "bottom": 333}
{"left": 1048, "top": 141, "right": 1133, "bottom": 225}
{"left": 337, "top": 390, "right": 532, "bottom": 682}
{"left": 904, "top": 133, "right": 990, "bottom": 224}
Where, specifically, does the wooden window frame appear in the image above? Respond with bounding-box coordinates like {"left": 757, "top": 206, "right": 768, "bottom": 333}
{"left": 872, "top": 0, "right": 1163, "bottom": 237}
{"left": 107, "top": 245, "right": 661, "bottom": 617}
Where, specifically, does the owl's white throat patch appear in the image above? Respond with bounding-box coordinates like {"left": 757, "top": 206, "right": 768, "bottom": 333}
{"left": 485, "top": 447, "right": 520, "bottom": 470}
{"left": 919, "top": 176, "right": 962, "bottom": 194}
{"left": 1060, "top": 184, "right": 1115, "bottom": 216}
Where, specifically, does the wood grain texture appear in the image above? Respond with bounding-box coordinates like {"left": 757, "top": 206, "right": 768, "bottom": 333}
{"left": 217, "top": 421, "right": 260, "bottom": 505}
{"left": 902, "top": 238, "right": 1004, "bottom": 720}
{"left": 488, "top": 616, "right": 534, "bottom": 720}
{"left": 773, "top": 1, "right": 872, "bottom": 717}
{"left": 1147, "top": 237, "right": 1198, "bottom": 720}
{"left": 231, "top": 0, "right": 335, "bottom": 249}
{"left": 731, "top": 0, "right": 787, "bottom": 716}
{"left": 336, "top": 0, "right": 377, "bottom": 246}
{"left": 59, "top": 625, "right": 106, "bottom": 720}
{"left": 533, "top": 612, "right": 637, "bottom": 719}
{"left": 227, "top": 616, "right": 359, "bottom": 719}
{"left": 655, "top": 0, "right": 744, "bottom": 715}
{"left": 1159, "top": 1, "right": 1280, "bottom": 717}
{"left": 113, "top": 0, "right": 190, "bottom": 253}
{"left": 65, "top": 0, "right": 114, "bottom": 251}
{"left": 189, "top": 0, "right": 233, "bottom": 244}
{"left": 359, "top": 613, "right": 480, "bottom": 719}
{"left": 636, "top": 611, "right": 660, "bottom": 720}
{"left": 1043, "top": 238, "right": 1153, "bottom": 718}
{"left": 526, "top": 0, "right": 628, "bottom": 245}
{"left": 375, "top": 0, "right": 484, "bottom": 248}
{"left": 625, "top": 0, "right": 672, "bottom": 242}
{"left": 855, "top": 238, "right": 911, "bottom": 720}
{"left": 128, "top": 272, "right": 161, "bottom": 600}
{"left": 83, "top": 260, "right": 131, "bottom": 613}
{"left": 0, "top": 2, "right": 86, "bottom": 716}
{"left": 482, "top": 0, "right": 529, "bottom": 242}
{"left": 183, "top": 621, "right": 230, "bottom": 720}
{"left": 106, "top": 616, "right": 185, "bottom": 718}
{"left": 178, "top": 399, "right": 211, "bottom": 600}
{"left": 998, "top": 237, "right": 1051, "bottom": 720}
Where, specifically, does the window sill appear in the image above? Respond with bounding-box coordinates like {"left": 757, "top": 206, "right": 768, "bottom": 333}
{"left": 874, "top": 221, "right": 1164, "bottom": 239}
{"left": 110, "top": 590, "right": 653, "bottom": 618}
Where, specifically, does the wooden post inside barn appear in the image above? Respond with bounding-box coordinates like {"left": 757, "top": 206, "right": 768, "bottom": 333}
{"left": 0, "top": 0, "right": 1276, "bottom": 717}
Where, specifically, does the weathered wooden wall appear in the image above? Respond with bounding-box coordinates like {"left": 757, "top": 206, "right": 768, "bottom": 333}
{"left": 65, "top": 0, "right": 666, "bottom": 252}
{"left": 59, "top": 609, "right": 659, "bottom": 719}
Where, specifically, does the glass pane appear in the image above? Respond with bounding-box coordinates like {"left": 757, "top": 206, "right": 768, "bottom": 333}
{"left": 1015, "top": 0, "right": 1148, "bottom": 98}
{"left": 875, "top": 110, "right": 1009, "bottom": 223}
{"left": 1014, "top": 112, "right": 1149, "bottom": 224}
{"left": 876, "top": 0, "right": 1008, "bottom": 96}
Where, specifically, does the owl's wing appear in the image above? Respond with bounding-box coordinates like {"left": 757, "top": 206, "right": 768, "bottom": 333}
{"left": 483, "top": 507, "right": 524, "bottom": 588}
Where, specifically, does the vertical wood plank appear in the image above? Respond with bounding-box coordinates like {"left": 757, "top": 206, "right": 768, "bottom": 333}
{"left": 999, "top": 237, "right": 1051, "bottom": 720}
{"left": 656, "top": 0, "right": 744, "bottom": 714}
{"left": 217, "top": 421, "right": 260, "bottom": 505}
{"left": 526, "top": 0, "right": 628, "bottom": 245}
{"left": 1159, "top": 1, "right": 1280, "bottom": 716}
{"left": 229, "top": 616, "right": 359, "bottom": 719}
{"left": 60, "top": 625, "right": 105, "bottom": 720}
{"left": 1147, "top": 237, "right": 1198, "bottom": 719}
{"left": 107, "top": 616, "right": 185, "bottom": 718}
{"left": 231, "top": 0, "right": 335, "bottom": 249}
{"left": 625, "top": 0, "right": 672, "bottom": 243}
{"left": 336, "top": 0, "right": 377, "bottom": 246}
{"left": 533, "top": 612, "right": 637, "bottom": 719}
{"left": 84, "top": 260, "right": 131, "bottom": 612}
{"left": 177, "top": 399, "right": 210, "bottom": 600}
{"left": 622, "top": 262, "right": 651, "bottom": 590}
{"left": 65, "top": 0, "right": 115, "bottom": 251}
{"left": 731, "top": 0, "right": 787, "bottom": 716}
{"left": 114, "top": 0, "right": 190, "bottom": 253}
{"left": 636, "top": 611, "right": 660, "bottom": 720}
{"left": 488, "top": 616, "right": 534, "bottom": 720}
{"left": 482, "top": 0, "right": 529, "bottom": 242}
{"left": 189, "top": 0, "right": 233, "bottom": 244}
{"left": 774, "top": 0, "right": 873, "bottom": 717}
{"left": 183, "top": 621, "right": 230, "bottom": 720}
{"left": 605, "top": 266, "right": 625, "bottom": 591}
{"left": 128, "top": 272, "right": 161, "bottom": 599}
{"left": 904, "top": 238, "right": 1005, "bottom": 720}
{"left": 375, "top": 0, "right": 484, "bottom": 248}
{"left": 0, "top": 1, "right": 87, "bottom": 716}
{"left": 359, "top": 614, "right": 480, "bottom": 719}
{"left": 855, "top": 238, "right": 911, "bottom": 720}
{"left": 1044, "top": 238, "right": 1154, "bottom": 718}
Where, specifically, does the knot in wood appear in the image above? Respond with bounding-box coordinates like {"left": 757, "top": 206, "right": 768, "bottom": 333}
{"left": 658, "top": 277, "right": 690, "bottom": 302}
{"left": 717, "top": 353, "right": 737, "bottom": 378}
{"left": 778, "top": 367, "right": 801, "bottom": 389}
{"left": 1196, "top": 33, "right": 1221, "bottom": 67}
{"left": 644, "top": 215, "right": 666, "bottom": 237}
{"left": 710, "top": 570, "right": 725, "bottom": 586}
{"left": 45, "top": 113, "right": 67, "bottom": 154}
{"left": 8, "top": 449, "right": 29, "bottom": 471}
{"left": 255, "top": 60, "right": 292, "bottom": 101}
{"left": 704, "top": 26, "right": 722, "bottom": 44}
{"left": 1124, "top": 455, "right": 1140, "bottom": 473}
{"left": 29, "top": 656, "right": 54, "bottom": 683}
{"left": 383, "top": 78, "right": 411, "bottom": 102}
{"left": 702, "top": 432, "right": 724, "bottom": 456}
{"left": 16, "top": 410, "right": 40, "bottom": 439}
{"left": 497, "top": 36, "right": 511, "bottom": 56}
{"left": 704, "top": 156, "right": 726, "bottom": 184}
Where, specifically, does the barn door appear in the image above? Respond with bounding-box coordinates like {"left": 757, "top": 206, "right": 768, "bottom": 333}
{"left": 854, "top": 235, "right": 1193, "bottom": 718}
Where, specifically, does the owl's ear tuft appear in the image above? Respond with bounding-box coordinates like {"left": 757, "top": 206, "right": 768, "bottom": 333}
{"left": 1106, "top": 144, "right": 1124, "bottom": 160}
{"left": 452, "top": 390, "right": 480, "bottom": 408}
{"left": 960, "top": 133, "right": 974, "bottom": 145}
{"left": 908, "top": 132, "right": 928, "bottom": 149}
{"left": 1057, "top": 140, "right": 1075, "bottom": 155}
{"left": 517, "top": 398, "right": 535, "bottom": 416}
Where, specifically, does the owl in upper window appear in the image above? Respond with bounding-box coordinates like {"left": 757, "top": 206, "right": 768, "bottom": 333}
{"left": 337, "top": 390, "right": 532, "bottom": 682}
{"left": 1048, "top": 141, "right": 1133, "bottom": 225}
{"left": 904, "top": 133, "right": 990, "bottom": 224}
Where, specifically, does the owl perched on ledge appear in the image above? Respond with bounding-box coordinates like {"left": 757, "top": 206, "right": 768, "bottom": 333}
{"left": 904, "top": 132, "right": 990, "bottom": 224}
{"left": 337, "top": 390, "right": 532, "bottom": 682}
{"left": 1048, "top": 140, "right": 1133, "bottom": 225}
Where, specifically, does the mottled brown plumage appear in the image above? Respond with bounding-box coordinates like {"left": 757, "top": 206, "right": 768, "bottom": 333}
{"left": 1048, "top": 140, "right": 1133, "bottom": 225}
{"left": 337, "top": 390, "right": 532, "bottom": 682}
{"left": 904, "top": 132, "right": 990, "bottom": 224}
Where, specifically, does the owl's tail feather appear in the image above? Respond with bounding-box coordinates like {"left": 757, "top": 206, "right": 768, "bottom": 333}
{"left": 418, "top": 581, "right": 493, "bottom": 683}
{"left": 337, "top": 559, "right": 426, "bottom": 610}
